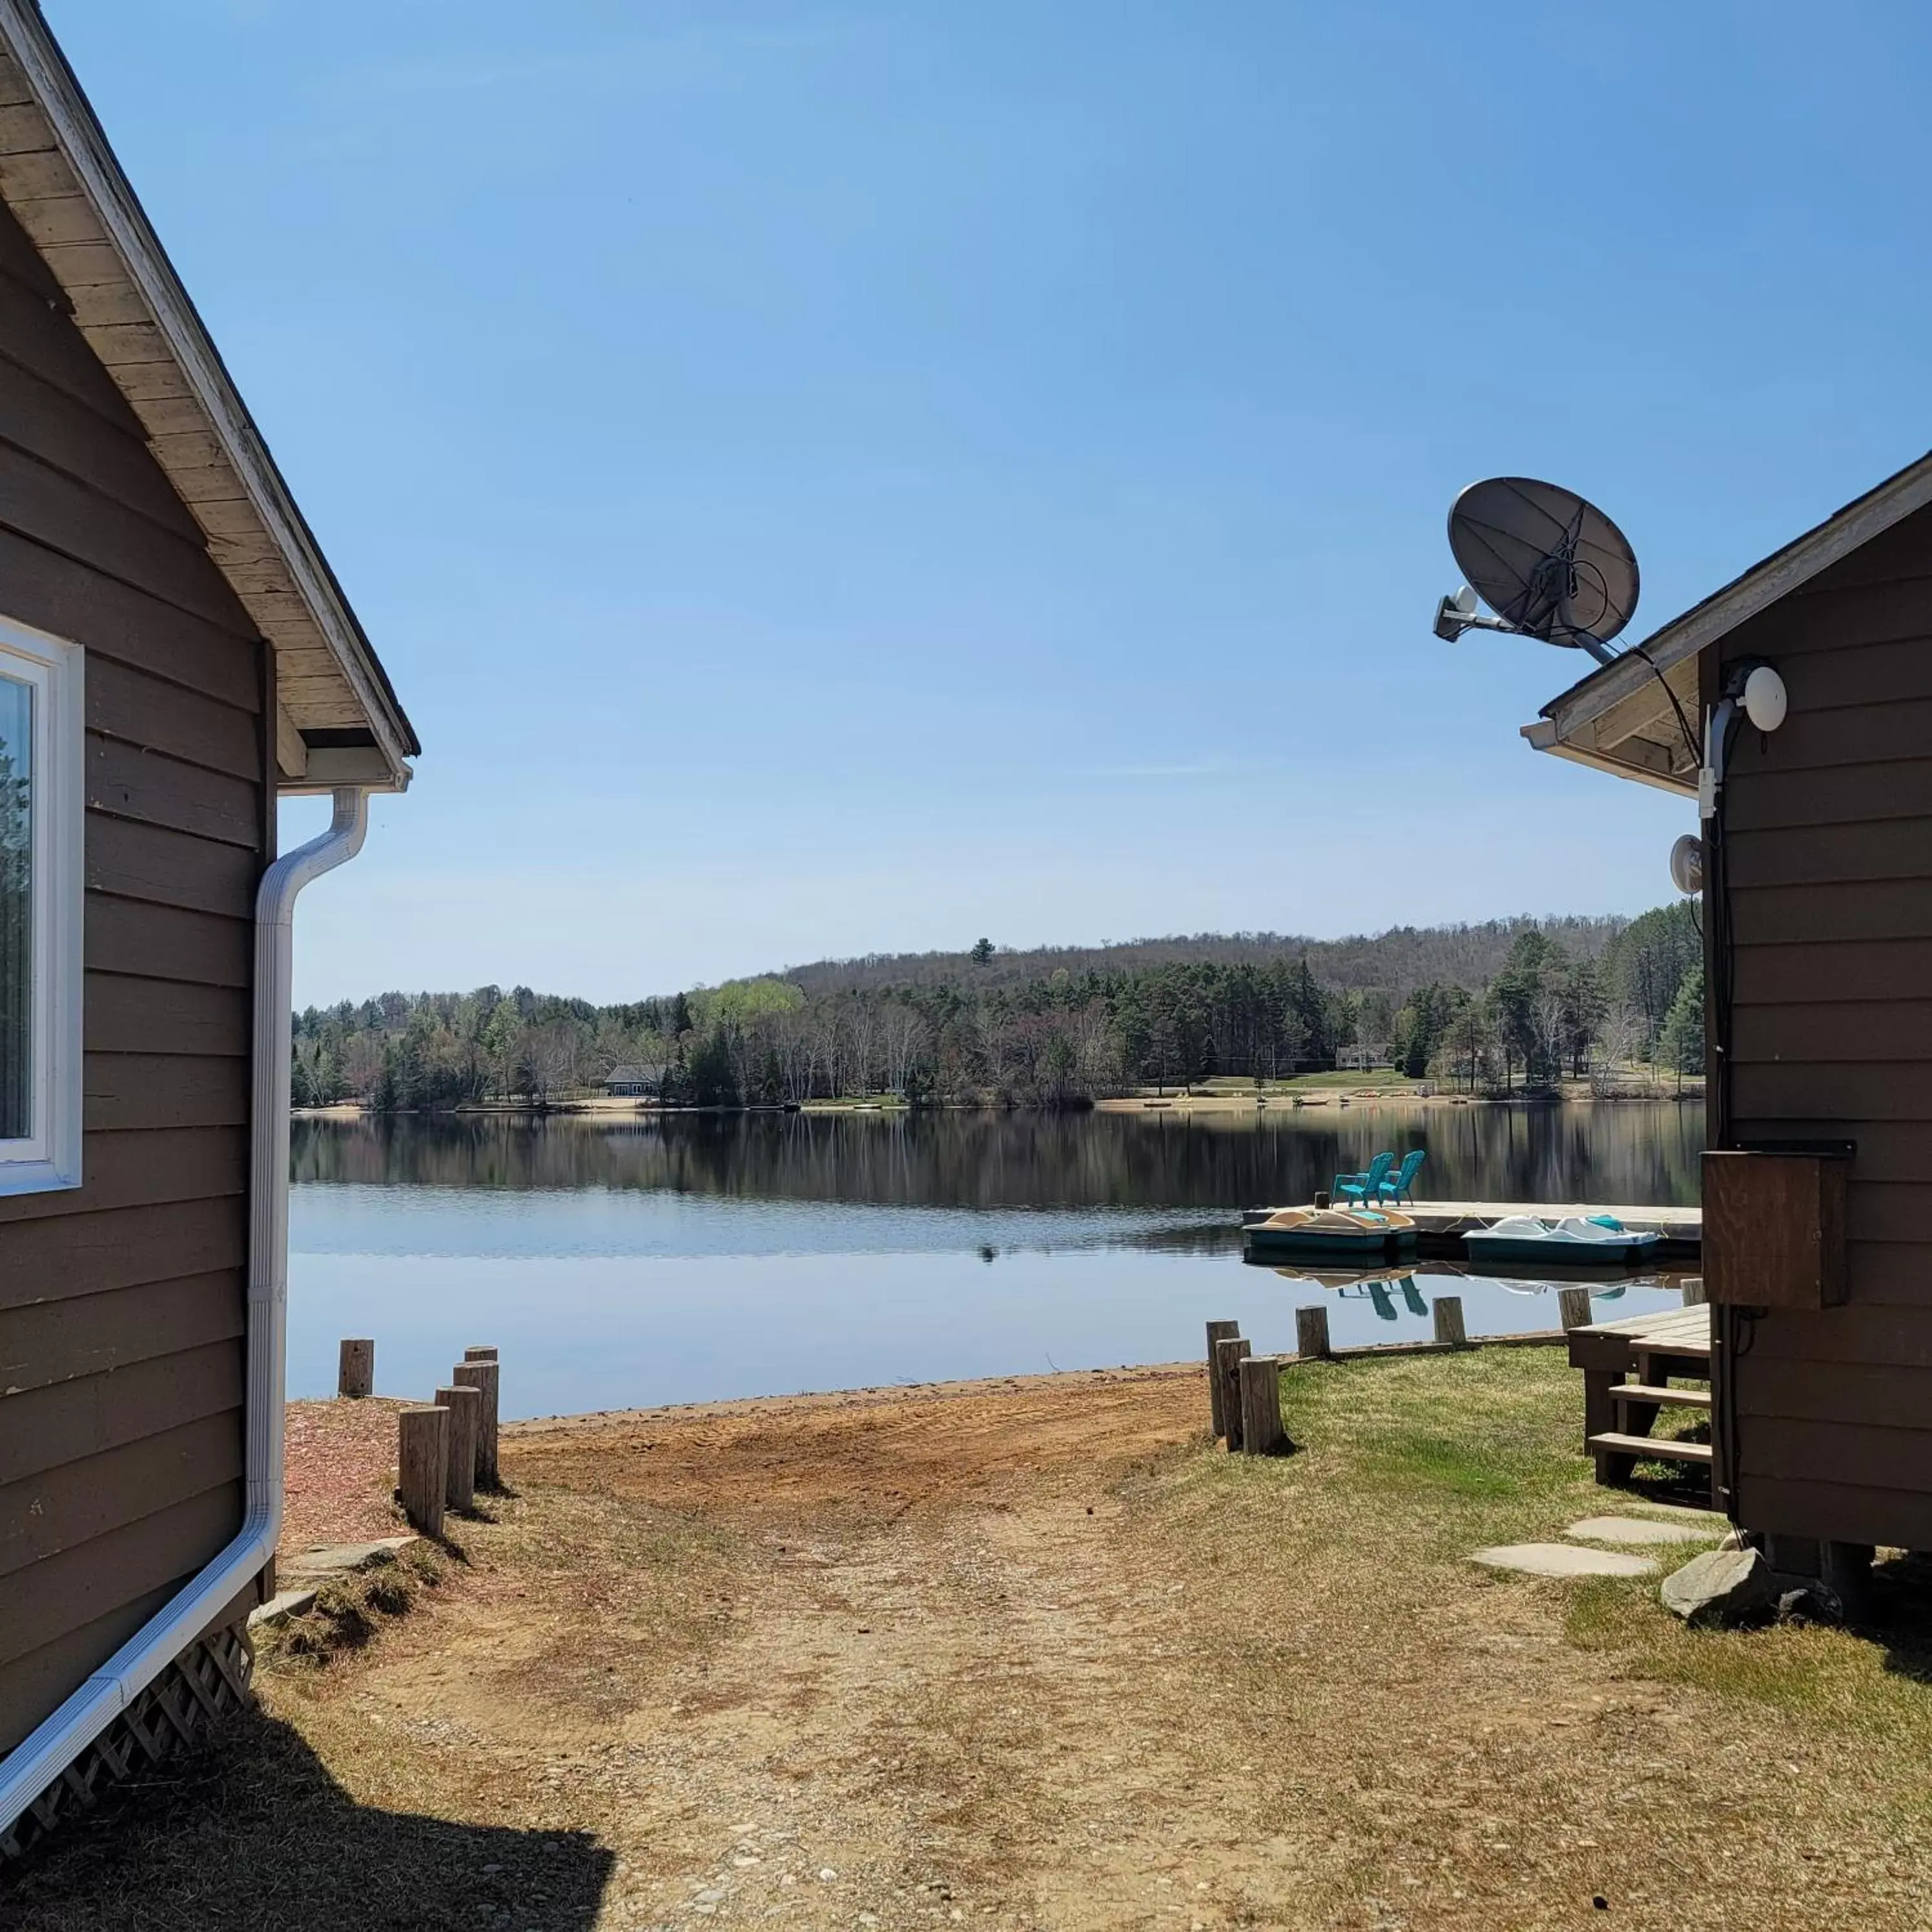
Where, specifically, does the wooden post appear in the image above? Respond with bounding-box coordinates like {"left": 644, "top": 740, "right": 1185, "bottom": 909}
{"left": 1681, "top": 1275, "right": 1707, "bottom": 1306}
{"left": 1205, "top": 1320, "right": 1240, "bottom": 1437}
{"left": 1557, "top": 1286, "right": 1594, "bottom": 1333}
{"left": 453, "top": 1358, "right": 500, "bottom": 1488}
{"left": 337, "top": 1338, "right": 374, "bottom": 1399}
{"left": 398, "top": 1406, "right": 447, "bottom": 1537}
{"left": 434, "top": 1386, "right": 481, "bottom": 1512}
{"left": 1215, "top": 1337, "right": 1251, "bottom": 1452}
{"left": 1582, "top": 1368, "right": 1620, "bottom": 1462}
{"left": 1432, "top": 1295, "right": 1467, "bottom": 1349}
{"left": 1294, "top": 1304, "right": 1331, "bottom": 1360}
{"left": 463, "top": 1344, "right": 498, "bottom": 1362}
{"left": 1238, "top": 1355, "right": 1291, "bottom": 1457}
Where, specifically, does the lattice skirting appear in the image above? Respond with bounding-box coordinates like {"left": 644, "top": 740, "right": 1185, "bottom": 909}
{"left": 0, "top": 1619, "right": 256, "bottom": 1863}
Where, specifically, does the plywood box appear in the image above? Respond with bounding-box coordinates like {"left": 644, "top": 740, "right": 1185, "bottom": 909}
{"left": 1703, "top": 1151, "right": 1848, "bottom": 1310}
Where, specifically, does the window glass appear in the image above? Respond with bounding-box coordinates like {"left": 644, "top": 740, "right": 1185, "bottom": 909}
{"left": 0, "top": 670, "right": 27, "bottom": 1142}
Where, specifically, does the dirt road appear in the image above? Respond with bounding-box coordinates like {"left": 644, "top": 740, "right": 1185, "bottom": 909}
{"left": 348, "top": 1368, "right": 1253, "bottom": 1930}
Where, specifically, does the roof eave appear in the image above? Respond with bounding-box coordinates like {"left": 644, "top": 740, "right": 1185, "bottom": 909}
{"left": 0, "top": 3, "right": 419, "bottom": 787}
{"left": 1527, "top": 446, "right": 1932, "bottom": 790}
{"left": 1519, "top": 717, "right": 1697, "bottom": 798}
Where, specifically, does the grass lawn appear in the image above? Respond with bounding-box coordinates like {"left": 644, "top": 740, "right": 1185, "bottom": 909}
{"left": 9, "top": 1353, "right": 1932, "bottom": 1929}
{"left": 1139, "top": 1071, "right": 1427, "bottom": 1096}
{"left": 1271, "top": 1068, "right": 1420, "bottom": 1091}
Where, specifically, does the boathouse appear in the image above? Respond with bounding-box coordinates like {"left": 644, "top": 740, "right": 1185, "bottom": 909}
{"left": 1526, "top": 449, "right": 1932, "bottom": 1568}
{"left": 0, "top": 6, "right": 416, "bottom": 1853}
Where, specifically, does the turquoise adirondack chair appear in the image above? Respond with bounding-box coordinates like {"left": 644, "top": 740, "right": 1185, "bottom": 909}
{"left": 1331, "top": 1151, "right": 1394, "bottom": 1205}
{"left": 1377, "top": 1149, "right": 1426, "bottom": 1206}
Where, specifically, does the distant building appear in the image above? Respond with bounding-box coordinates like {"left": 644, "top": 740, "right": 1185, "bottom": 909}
{"left": 1335, "top": 1043, "right": 1394, "bottom": 1071}
{"left": 603, "top": 1064, "right": 666, "bottom": 1098}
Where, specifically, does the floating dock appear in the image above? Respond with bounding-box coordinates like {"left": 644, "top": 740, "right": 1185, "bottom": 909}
{"left": 1242, "top": 1199, "right": 1701, "bottom": 1263}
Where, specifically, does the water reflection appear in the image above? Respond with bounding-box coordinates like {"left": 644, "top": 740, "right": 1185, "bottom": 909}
{"left": 287, "top": 1107, "right": 1701, "bottom": 1415}
{"left": 1262, "top": 1258, "right": 1685, "bottom": 1337}
{"left": 293, "top": 1103, "right": 1701, "bottom": 1218}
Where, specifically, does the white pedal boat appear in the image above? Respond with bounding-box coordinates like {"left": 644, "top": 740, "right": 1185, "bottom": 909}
{"left": 1463, "top": 1213, "right": 1661, "bottom": 1266}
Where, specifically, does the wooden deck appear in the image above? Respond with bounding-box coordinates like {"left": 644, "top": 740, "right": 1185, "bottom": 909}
{"left": 1567, "top": 1302, "right": 1716, "bottom": 1503}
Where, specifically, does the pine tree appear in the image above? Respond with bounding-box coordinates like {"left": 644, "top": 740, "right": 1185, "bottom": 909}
{"left": 1658, "top": 963, "right": 1706, "bottom": 1087}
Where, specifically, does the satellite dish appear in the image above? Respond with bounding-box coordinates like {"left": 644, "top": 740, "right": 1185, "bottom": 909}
{"left": 1437, "top": 477, "right": 1639, "bottom": 666}
{"left": 1669, "top": 833, "right": 1704, "bottom": 896}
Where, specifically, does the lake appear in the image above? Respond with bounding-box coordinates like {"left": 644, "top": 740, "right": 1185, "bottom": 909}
{"left": 289, "top": 1103, "right": 1704, "bottom": 1418}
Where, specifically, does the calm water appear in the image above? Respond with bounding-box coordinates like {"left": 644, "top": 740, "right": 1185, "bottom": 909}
{"left": 289, "top": 1104, "right": 1703, "bottom": 1417}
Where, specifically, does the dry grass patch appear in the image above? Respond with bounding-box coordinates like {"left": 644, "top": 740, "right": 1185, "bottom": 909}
{"left": 1113, "top": 1350, "right": 1932, "bottom": 1927}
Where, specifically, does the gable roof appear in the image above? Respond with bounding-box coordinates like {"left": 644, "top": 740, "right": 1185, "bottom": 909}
{"left": 0, "top": 3, "right": 416, "bottom": 792}
{"left": 1520, "top": 449, "right": 1932, "bottom": 796}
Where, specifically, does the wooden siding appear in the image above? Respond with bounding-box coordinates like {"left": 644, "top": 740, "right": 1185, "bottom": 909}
{"left": 0, "top": 194, "right": 261, "bottom": 1757}
{"left": 1715, "top": 497, "right": 1932, "bottom": 1548}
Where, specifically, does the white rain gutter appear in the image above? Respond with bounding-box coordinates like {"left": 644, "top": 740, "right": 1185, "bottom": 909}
{"left": 0, "top": 786, "right": 369, "bottom": 1843}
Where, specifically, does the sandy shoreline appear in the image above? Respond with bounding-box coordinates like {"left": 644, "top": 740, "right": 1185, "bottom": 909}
{"left": 504, "top": 1357, "right": 1204, "bottom": 1435}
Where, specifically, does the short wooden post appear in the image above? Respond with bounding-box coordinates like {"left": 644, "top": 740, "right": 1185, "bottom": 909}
{"left": 1215, "top": 1337, "right": 1251, "bottom": 1452}
{"left": 1238, "top": 1354, "right": 1291, "bottom": 1457}
{"left": 453, "top": 1358, "right": 500, "bottom": 1488}
{"left": 1432, "top": 1295, "right": 1467, "bottom": 1349}
{"left": 434, "top": 1386, "right": 481, "bottom": 1512}
{"left": 1295, "top": 1304, "right": 1331, "bottom": 1360}
{"left": 1205, "top": 1319, "right": 1240, "bottom": 1436}
{"left": 1557, "top": 1286, "right": 1594, "bottom": 1333}
{"left": 337, "top": 1338, "right": 374, "bottom": 1399}
{"left": 1681, "top": 1275, "right": 1707, "bottom": 1306}
{"left": 398, "top": 1406, "right": 447, "bottom": 1537}
{"left": 464, "top": 1344, "right": 499, "bottom": 1362}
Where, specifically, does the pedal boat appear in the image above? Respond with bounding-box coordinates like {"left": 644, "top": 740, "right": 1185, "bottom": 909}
{"left": 1243, "top": 1206, "right": 1418, "bottom": 1259}
{"left": 1462, "top": 1213, "right": 1661, "bottom": 1268}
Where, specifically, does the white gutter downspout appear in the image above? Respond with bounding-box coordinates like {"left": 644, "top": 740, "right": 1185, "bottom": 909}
{"left": 0, "top": 786, "right": 370, "bottom": 1842}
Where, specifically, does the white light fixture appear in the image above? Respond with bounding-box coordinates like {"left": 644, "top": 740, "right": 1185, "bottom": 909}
{"left": 1742, "top": 664, "right": 1787, "bottom": 734}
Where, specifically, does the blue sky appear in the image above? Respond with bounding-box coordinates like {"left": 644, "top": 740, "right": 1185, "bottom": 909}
{"left": 50, "top": 1, "right": 1932, "bottom": 1003}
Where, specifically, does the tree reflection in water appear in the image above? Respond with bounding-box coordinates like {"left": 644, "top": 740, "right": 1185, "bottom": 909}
{"left": 293, "top": 1104, "right": 1701, "bottom": 1215}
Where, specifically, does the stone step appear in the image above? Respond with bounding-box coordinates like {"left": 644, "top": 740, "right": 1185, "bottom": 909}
{"left": 1563, "top": 1514, "right": 1717, "bottom": 1547}
{"left": 1609, "top": 1382, "right": 1711, "bottom": 1409}
{"left": 282, "top": 1534, "right": 416, "bottom": 1580}
{"left": 1588, "top": 1430, "right": 1714, "bottom": 1466}
{"left": 248, "top": 1587, "right": 318, "bottom": 1629}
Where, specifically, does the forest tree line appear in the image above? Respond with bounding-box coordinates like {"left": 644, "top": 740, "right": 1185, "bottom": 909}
{"left": 292, "top": 905, "right": 1705, "bottom": 1111}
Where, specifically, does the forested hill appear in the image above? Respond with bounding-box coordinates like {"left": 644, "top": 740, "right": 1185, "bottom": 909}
{"left": 779, "top": 917, "right": 1628, "bottom": 1002}
{"left": 293, "top": 908, "right": 1703, "bottom": 1112}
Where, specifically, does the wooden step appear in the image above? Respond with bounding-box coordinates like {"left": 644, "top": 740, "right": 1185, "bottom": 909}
{"left": 1610, "top": 1383, "right": 1710, "bottom": 1409}
{"left": 1588, "top": 1431, "right": 1713, "bottom": 1466}
{"left": 1636, "top": 1341, "right": 1710, "bottom": 1364}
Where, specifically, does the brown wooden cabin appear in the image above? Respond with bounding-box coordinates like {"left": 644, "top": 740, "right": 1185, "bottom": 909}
{"left": 1528, "top": 449, "right": 1932, "bottom": 1577}
{"left": 0, "top": 6, "right": 416, "bottom": 1853}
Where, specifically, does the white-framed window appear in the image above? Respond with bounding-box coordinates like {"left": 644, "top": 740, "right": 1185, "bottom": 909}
{"left": 0, "top": 614, "right": 82, "bottom": 1195}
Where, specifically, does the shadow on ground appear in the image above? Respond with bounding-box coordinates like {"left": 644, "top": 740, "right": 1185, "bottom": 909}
{"left": 0, "top": 1711, "right": 614, "bottom": 1931}
{"left": 1871, "top": 1552, "right": 1932, "bottom": 1685}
